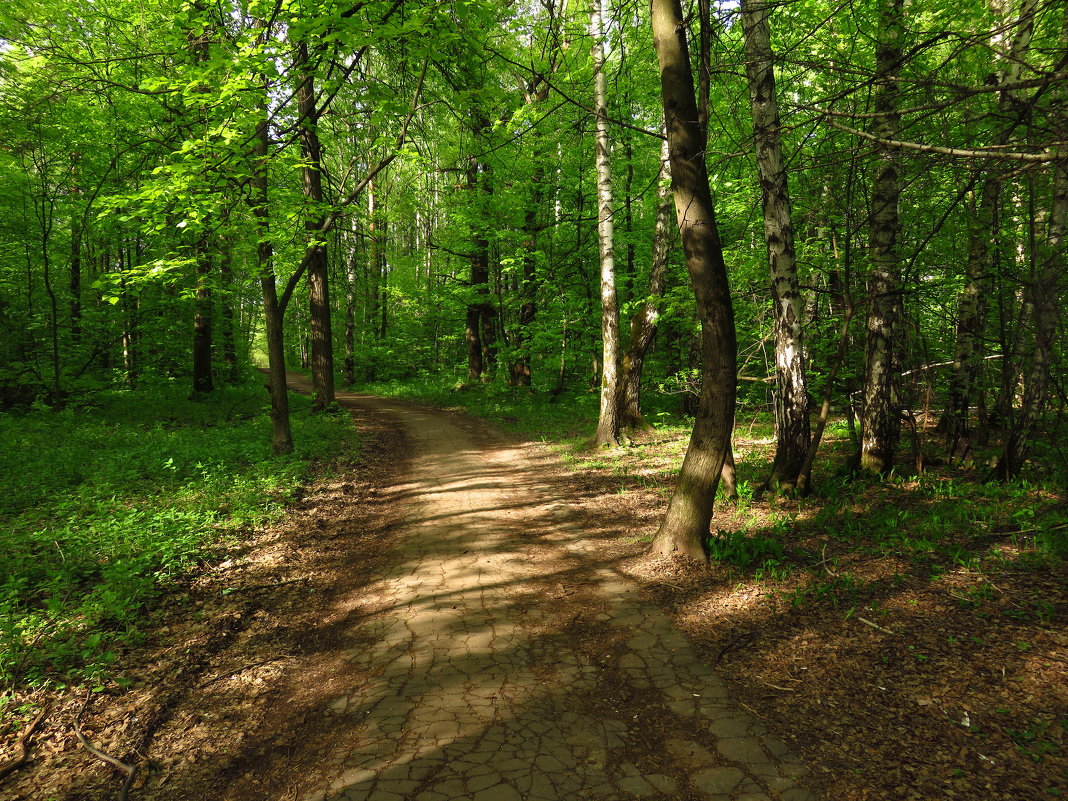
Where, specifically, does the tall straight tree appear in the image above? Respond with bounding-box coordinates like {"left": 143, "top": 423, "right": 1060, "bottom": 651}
{"left": 741, "top": 0, "right": 809, "bottom": 491}
{"left": 944, "top": 0, "right": 1040, "bottom": 458}
{"left": 190, "top": 3, "right": 213, "bottom": 396}
{"left": 860, "top": 0, "right": 904, "bottom": 475}
{"left": 591, "top": 0, "right": 621, "bottom": 446}
{"left": 295, "top": 38, "right": 335, "bottom": 409}
{"left": 997, "top": 4, "right": 1067, "bottom": 478}
{"left": 618, "top": 135, "right": 672, "bottom": 431}
{"left": 648, "top": 0, "right": 737, "bottom": 561}
{"left": 252, "top": 20, "right": 293, "bottom": 454}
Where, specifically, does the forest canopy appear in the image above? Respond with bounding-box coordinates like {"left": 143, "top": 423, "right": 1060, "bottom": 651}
{"left": 1, "top": 0, "right": 1065, "bottom": 497}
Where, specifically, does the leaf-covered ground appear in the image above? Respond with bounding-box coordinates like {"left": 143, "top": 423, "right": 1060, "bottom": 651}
{"left": 540, "top": 422, "right": 1067, "bottom": 801}
{"left": 0, "top": 384, "right": 1063, "bottom": 801}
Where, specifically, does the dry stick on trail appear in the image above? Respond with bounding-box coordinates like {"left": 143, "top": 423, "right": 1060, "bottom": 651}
{"left": 0, "top": 703, "right": 51, "bottom": 781}
{"left": 74, "top": 692, "right": 139, "bottom": 801}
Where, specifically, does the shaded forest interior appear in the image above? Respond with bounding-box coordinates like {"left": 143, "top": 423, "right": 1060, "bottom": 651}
{"left": 0, "top": 0, "right": 1065, "bottom": 798}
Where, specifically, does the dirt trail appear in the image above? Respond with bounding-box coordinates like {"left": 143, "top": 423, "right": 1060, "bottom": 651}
{"left": 257, "top": 375, "right": 816, "bottom": 801}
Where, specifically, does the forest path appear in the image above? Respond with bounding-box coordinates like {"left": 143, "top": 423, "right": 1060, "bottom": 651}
{"left": 275, "top": 374, "right": 815, "bottom": 801}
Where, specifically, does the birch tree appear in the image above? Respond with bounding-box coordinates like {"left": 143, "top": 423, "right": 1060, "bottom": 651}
{"left": 741, "top": 0, "right": 809, "bottom": 491}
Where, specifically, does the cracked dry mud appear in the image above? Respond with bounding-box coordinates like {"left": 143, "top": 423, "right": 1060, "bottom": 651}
{"left": 282, "top": 377, "right": 817, "bottom": 801}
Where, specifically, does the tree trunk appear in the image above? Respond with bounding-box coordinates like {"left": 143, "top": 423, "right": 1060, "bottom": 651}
{"left": 742, "top": 0, "right": 810, "bottom": 491}
{"left": 252, "top": 31, "right": 293, "bottom": 454}
{"left": 513, "top": 162, "right": 544, "bottom": 388}
{"left": 296, "top": 40, "right": 334, "bottom": 409}
{"left": 465, "top": 122, "right": 495, "bottom": 384}
{"left": 859, "top": 0, "right": 904, "bottom": 475}
{"left": 996, "top": 4, "right": 1066, "bottom": 478}
{"left": 944, "top": 0, "right": 1039, "bottom": 457}
{"left": 219, "top": 240, "right": 239, "bottom": 384}
{"left": 378, "top": 213, "right": 389, "bottom": 339}
{"left": 618, "top": 136, "right": 672, "bottom": 431}
{"left": 191, "top": 245, "right": 214, "bottom": 395}
{"left": 591, "top": 0, "right": 621, "bottom": 447}
{"left": 343, "top": 244, "right": 358, "bottom": 386}
{"left": 367, "top": 180, "right": 381, "bottom": 343}
{"left": 70, "top": 217, "right": 81, "bottom": 345}
{"left": 648, "top": 0, "right": 737, "bottom": 562}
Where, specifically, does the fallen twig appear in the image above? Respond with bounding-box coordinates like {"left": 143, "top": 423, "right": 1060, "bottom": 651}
{"left": 739, "top": 702, "right": 771, "bottom": 722}
{"left": 755, "top": 674, "right": 796, "bottom": 692}
{"left": 714, "top": 631, "right": 755, "bottom": 664}
{"left": 815, "top": 544, "right": 839, "bottom": 578}
{"left": 857, "top": 616, "right": 896, "bottom": 636}
{"left": 74, "top": 691, "right": 139, "bottom": 801}
{"left": 0, "top": 702, "right": 52, "bottom": 781}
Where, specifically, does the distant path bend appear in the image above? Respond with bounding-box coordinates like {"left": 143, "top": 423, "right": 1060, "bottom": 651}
{"left": 285, "top": 373, "right": 817, "bottom": 801}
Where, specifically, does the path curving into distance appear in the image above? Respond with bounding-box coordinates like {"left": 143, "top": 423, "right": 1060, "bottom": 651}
{"left": 286, "top": 374, "right": 817, "bottom": 801}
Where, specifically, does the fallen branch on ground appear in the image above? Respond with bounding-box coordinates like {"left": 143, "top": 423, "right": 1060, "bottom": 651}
{"left": 0, "top": 702, "right": 51, "bottom": 781}
{"left": 857, "top": 617, "right": 896, "bottom": 636}
{"left": 74, "top": 691, "right": 139, "bottom": 801}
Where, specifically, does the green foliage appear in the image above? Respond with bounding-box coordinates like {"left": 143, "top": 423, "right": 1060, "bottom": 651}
{"left": 0, "top": 382, "right": 355, "bottom": 687}
{"left": 706, "top": 529, "right": 785, "bottom": 571}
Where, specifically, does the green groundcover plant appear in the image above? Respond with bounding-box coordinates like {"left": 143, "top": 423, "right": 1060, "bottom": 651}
{"left": 0, "top": 380, "right": 355, "bottom": 689}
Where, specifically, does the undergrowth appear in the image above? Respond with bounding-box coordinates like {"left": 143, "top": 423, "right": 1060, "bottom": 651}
{"left": 0, "top": 380, "right": 355, "bottom": 692}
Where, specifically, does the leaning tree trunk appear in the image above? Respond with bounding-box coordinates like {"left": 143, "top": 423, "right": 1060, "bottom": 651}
{"left": 619, "top": 136, "right": 672, "bottom": 431}
{"left": 859, "top": 0, "right": 904, "bottom": 475}
{"left": 648, "top": 0, "right": 737, "bottom": 562}
{"left": 591, "top": 0, "right": 621, "bottom": 447}
{"left": 296, "top": 40, "right": 335, "bottom": 409}
{"left": 742, "top": 0, "right": 809, "bottom": 491}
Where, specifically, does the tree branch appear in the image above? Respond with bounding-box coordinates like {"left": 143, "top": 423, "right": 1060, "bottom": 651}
{"left": 828, "top": 120, "right": 1061, "bottom": 162}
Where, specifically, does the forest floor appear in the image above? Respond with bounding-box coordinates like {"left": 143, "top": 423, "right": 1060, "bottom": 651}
{"left": 1, "top": 379, "right": 1064, "bottom": 801}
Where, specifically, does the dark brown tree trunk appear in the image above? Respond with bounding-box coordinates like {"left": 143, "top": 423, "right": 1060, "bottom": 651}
{"left": 296, "top": 40, "right": 334, "bottom": 409}
{"left": 466, "top": 128, "right": 494, "bottom": 383}
{"left": 191, "top": 245, "right": 214, "bottom": 395}
{"left": 648, "top": 0, "right": 738, "bottom": 562}
{"left": 860, "top": 0, "right": 904, "bottom": 475}
{"left": 343, "top": 245, "right": 358, "bottom": 386}
{"left": 618, "top": 136, "right": 672, "bottom": 431}
{"left": 378, "top": 215, "right": 389, "bottom": 340}
{"left": 742, "top": 0, "right": 810, "bottom": 491}
{"left": 219, "top": 241, "right": 238, "bottom": 384}
{"left": 366, "top": 180, "right": 381, "bottom": 342}
{"left": 252, "top": 28, "right": 292, "bottom": 454}
{"left": 512, "top": 163, "right": 544, "bottom": 388}
{"left": 466, "top": 305, "right": 484, "bottom": 382}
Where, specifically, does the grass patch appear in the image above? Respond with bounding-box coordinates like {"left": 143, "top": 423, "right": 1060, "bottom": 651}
{"left": 0, "top": 380, "right": 355, "bottom": 690}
